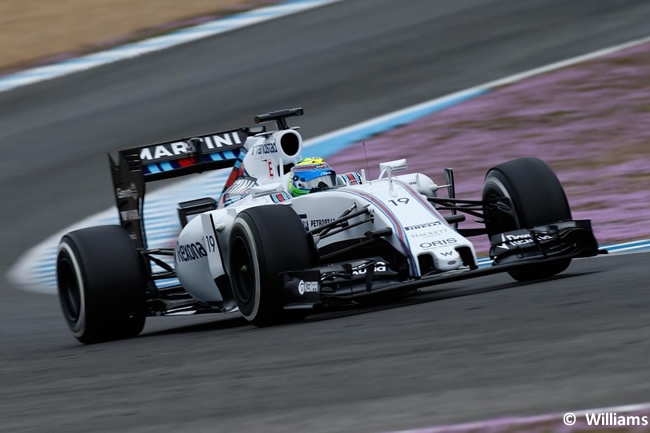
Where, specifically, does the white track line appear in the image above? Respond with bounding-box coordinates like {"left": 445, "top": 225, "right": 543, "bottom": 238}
{"left": 0, "top": 0, "right": 343, "bottom": 93}
{"left": 303, "top": 35, "right": 650, "bottom": 158}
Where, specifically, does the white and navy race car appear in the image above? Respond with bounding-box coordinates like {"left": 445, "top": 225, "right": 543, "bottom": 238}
{"left": 56, "top": 108, "right": 600, "bottom": 343}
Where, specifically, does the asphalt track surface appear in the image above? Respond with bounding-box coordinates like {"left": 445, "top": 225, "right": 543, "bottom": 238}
{"left": 2, "top": 0, "right": 650, "bottom": 431}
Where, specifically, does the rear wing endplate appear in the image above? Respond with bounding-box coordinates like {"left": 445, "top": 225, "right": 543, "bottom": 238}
{"left": 108, "top": 126, "right": 264, "bottom": 249}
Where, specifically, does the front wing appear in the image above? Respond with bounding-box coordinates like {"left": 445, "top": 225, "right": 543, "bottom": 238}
{"left": 280, "top": 219, "right": 600, "bottom": 307}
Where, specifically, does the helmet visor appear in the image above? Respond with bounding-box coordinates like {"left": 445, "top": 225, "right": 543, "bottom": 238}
{"left": 293, "top": 170, "right": 336, "bottom": 191}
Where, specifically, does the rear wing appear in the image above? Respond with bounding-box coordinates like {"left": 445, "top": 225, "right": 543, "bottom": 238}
{"left": 109, "top": 126, "right": 264, "bottom": 249}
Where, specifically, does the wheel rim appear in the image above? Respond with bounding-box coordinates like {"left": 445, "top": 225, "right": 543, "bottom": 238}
{"left": 231, "top": 234, "right": 256, "bottom": 306}
{"left": 57, "top": 256, "right": 81, "bottom": 324}
{"left": 484, "top": 178, "right": 519, "bottom": 237}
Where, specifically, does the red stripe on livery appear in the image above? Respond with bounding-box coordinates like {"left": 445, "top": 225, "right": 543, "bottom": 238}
{"left": 177, "top": 157, "right": 195, "bottom": 168}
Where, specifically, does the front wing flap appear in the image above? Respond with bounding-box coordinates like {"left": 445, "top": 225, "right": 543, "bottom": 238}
{"left": 489, "top": 219, "right": 599, "bottom": 265}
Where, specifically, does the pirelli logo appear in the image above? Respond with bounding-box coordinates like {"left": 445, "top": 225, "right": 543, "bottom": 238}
{"left": 404, "top": 221, "right": 442, "bottom": 231}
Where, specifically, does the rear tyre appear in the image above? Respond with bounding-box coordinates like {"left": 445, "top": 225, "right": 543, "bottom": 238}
{"left": 482, "top": 157, "right": 572, "bottom": 282}
{"left": 228, "top": 205, "right": 315, "bottom": 327}
{"left": 56, "top": 225, "right": 148, "bottom": 344}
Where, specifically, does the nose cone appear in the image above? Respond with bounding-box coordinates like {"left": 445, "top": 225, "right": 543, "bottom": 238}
{"left": 430, "top": 249, "right": 462, "bottom": 271}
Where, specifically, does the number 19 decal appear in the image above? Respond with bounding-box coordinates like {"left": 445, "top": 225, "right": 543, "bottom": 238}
{"left": 388, "top": 197, "right": 410, "bottom": 206}
{"left": 206, "top": 234, "right": 217, "bottom": 253}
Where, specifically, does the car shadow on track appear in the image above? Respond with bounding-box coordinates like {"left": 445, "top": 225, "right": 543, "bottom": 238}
{"left": 141, "top": 315, "right": 249, "bottom": 337}
{"left": 137, "top": 270, "right": 600, "bottom": 337}
{"left": 303, "top": 269, "right": 600, "bottom": 324}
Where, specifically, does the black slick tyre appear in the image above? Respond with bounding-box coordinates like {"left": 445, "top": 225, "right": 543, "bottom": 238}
{"left": 482, "top": 157, "right": 572, "bottom": 281}
{"left": 228, "top": 205, "right": 315, "bottom": 326}
{"left": 56, "top": 225, "right": 148, "bottom": 344}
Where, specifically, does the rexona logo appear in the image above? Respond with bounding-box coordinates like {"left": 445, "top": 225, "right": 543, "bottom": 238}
{"left": 420, "top": 238, "right": 457, "bottom": 249}
{"left": 176, "top": 242, "right": 207, "bottom": 262}
{"left": 139, "top": 132, "right": 243, "bottom": 161}
{"left": 298, "top": 280, "right": 319, "bottom": 295}
{"left": 405, "top": 221, "right": 442, "bottom": 231}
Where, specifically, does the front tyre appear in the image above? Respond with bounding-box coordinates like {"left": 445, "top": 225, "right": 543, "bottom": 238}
{"left": 482, "top": 157, "right": 572, "bottom": 282}
{"left": 228, "top": 205, "right": 315, "bottom": 326}
{"left": 56, "top": 225, "right": 148, "bottom": 344}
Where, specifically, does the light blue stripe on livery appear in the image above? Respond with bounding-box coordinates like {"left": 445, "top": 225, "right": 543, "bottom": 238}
{"left": 209, "top": 149, "right": 238, "bottom": 161}
{"left": 145, "top": 164, "right": 161, "bottom": 174}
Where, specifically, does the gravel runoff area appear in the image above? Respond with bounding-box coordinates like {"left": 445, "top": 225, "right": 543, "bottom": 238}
{"left": 328, "top": 42, "right": 650, "bottom": 251}
{"left": 0, "top": 0, "right": 284, "bottom": 72}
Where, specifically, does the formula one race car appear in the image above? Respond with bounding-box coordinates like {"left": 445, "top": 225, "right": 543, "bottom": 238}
{"left": 56, "top": 108, "right": 599, "bottom": 343}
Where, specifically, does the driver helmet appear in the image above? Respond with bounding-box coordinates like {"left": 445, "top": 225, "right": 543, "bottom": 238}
{"left": 288, "top": 157, "right": 336, "bottom": 197}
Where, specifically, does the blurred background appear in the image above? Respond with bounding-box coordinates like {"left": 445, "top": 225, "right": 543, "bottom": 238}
{"left": 0, "top": 0, "right": 282, "bottom": 71}
{"left": 1, "top": 1, "right": 649, "bottom": 432}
